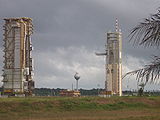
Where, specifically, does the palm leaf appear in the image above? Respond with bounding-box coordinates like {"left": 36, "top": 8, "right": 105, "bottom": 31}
{"left": 126, "top": 9, "right": 160, "bottom": 83}
{"left": 124, "top": 56, "right": 160, "bottom": 83}
{"left": 129, "top": 10, "right": 160, "bottom": 47}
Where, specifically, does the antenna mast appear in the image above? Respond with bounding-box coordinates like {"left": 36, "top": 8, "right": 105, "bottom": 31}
{"left": 115, "top": 18, "right": 119, "bottom": 32}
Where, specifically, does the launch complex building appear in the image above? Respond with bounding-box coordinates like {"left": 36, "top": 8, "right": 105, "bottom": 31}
{"left": 2, "top": 17, "right": 34, "bottom": 96}
{"left": 1, "top": 17, "right": 122, "bottom": 96}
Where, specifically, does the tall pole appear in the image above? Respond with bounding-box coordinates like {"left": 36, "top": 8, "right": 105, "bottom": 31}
{"left": 97, "top": 84, "right": 100, "bottom": 96}
{"left": 72, "top": 83, "right": 73, "bottom": 91}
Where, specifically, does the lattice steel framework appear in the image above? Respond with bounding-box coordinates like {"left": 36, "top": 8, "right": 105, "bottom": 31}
{"left": 2, "top": 17, "right": 34, "bottom": 96}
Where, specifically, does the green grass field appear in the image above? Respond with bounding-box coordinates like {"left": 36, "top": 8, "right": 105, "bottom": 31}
{"left": 0, "top": 96, "right": 160, "bottom": 120}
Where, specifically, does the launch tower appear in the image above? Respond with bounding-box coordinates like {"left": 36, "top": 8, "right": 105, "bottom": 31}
{"left": 96, "top": 19, "right": 122, "bottom": 96}
{"left": 2, "top": 17, "right": 34, "bottom": 96}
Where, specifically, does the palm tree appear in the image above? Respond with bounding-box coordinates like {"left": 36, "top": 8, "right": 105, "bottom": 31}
{"left": 125, "top": 9, "right": 160, "bottom": 84}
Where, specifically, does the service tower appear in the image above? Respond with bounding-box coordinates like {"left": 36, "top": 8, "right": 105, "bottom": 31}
{"left": 96, "top": 19, "right": 122, "bottom": 96}
{"left": 2, "top": 17, "right": 34, "bottom": 96}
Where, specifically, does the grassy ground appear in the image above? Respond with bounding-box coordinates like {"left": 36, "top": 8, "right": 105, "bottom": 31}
{"left": 0, "top": 96, "right": 160, "bottom": 120}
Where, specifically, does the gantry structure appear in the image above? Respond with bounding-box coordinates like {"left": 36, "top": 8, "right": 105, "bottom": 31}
{"left": 96, "top": 19, "right": 122, "bottom": 96}
{"left": 2, "top": 17, "right": 34, "bottom": 96}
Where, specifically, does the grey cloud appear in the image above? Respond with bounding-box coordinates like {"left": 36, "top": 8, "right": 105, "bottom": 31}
{"left": 34, "top": 46, "right": 105, "bottom": 89}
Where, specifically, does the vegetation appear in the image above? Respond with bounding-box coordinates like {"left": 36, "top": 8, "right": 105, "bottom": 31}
{"left": 33, "top": 88, "right": 160, "bottom": 96}
{"left": 0, "top": 96, "right": 160, "bottom": 120}
{"left": 127, "top": 8, "right": 160, "bottom": 83}
{"left": 34, "top": 88, "right": 105, "bottom": 96}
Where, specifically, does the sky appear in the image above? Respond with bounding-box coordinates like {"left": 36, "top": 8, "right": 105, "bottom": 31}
{"left": 0, "top": 0, "right": 160, "bottom": 91}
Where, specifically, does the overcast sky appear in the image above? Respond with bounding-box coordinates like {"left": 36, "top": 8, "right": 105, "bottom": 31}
{"left": 0, "top": 0, "right": 160, "bottom": 90}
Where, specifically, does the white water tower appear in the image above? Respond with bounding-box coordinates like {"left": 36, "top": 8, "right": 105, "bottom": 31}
{"left": 74, "top": 72, "right": 80, "bottom": 91}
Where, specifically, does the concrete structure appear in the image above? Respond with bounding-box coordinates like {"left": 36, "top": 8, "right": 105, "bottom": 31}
{"left": 96, "top": 19, "right": 122, "bottom": 96}
{"left": 2, "top": 17, "right": 34, "bottom": 96}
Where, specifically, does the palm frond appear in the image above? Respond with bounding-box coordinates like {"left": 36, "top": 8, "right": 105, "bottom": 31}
{"left": 124, "top": 56, "right": 160, "bottom": 83}
{"left": 129, "top": 10, "right": 160, "bottom": 47}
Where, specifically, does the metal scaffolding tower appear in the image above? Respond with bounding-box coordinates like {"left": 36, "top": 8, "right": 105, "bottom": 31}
{"left": 96, "top": 19, "right": 122, "bottom": 96}
{"left": 2, "top": 17, "right": 34, "bottom": 96}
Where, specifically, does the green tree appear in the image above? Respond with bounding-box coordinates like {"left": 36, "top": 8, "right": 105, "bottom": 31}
{"left": 126, "top": 9, "right": 160, "bottom": 83}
